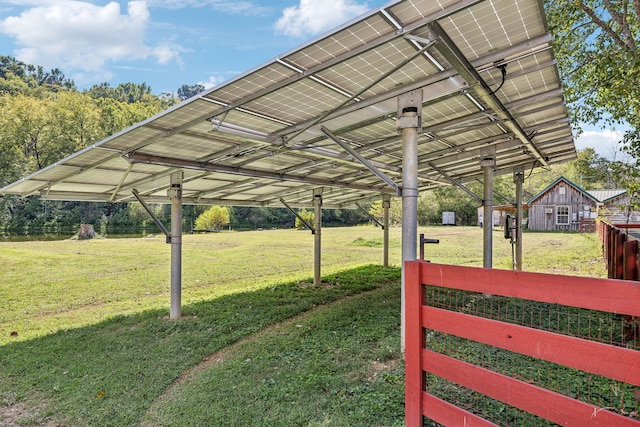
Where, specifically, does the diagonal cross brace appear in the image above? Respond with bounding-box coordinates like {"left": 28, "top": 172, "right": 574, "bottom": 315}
{"left": 355, "top": 202, "right": 384, "bottom": 229}
{"left": 131, "top": 189, "right": 171, "bottom": 243}
{"left": 428, "top": 162, "right": 483, "bottom": 203}
{"left": 321, "top": 126, "right": 401, "bottom": 196}
{"left": 280, "top": 198, "right": 315, "bottom": 234}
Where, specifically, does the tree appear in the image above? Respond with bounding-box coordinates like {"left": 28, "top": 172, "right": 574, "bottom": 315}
{"left": 95, "top": 96, "right": 168, "bottom": 136}
{"left": 195, "top": 206, "right": 230, "bottom": 231}
{"left": 564, "top": 148, "right": 615, "bottom": 188}
{"left": 177, "top": 84, "right": 205, "bottom": 101}
{"left": 50, "top": 91, "right": 103, "bottom": 155}
{"left": 0, "top": 93, "right": 53, "bottom": 170}
{"left": 545, "top": 1, "right": 640, "bottom": 160}
{"left": 0, "top": 56, "right": 75, "bottom": 94}
{"left": 369, "top": 198, "right": 402, "bottom": 225}
{"left": 295, "top": 209, "right": 314, "bottom": 229}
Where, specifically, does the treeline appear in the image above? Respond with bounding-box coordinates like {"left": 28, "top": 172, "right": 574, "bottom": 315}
{"left": 0, "top": 56, "right": 623, "bottom": 234}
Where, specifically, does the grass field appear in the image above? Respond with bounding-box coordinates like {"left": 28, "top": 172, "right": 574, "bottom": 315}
{"left": 0, "top": 226, "right": 607, "bottom": 426}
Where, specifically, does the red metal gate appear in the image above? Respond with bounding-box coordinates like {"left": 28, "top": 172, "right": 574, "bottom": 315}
{"left": 405, "top": 261, "right": 640, "bottom": 426}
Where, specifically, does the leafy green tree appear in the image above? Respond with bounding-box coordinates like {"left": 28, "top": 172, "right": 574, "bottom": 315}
{"left": 417, "top": 192, "right": 439, "bottom": 225}
{"left": 0, "top": 71, "right": 31, "bottom": 96}
{"left": 95, "top": 96, "right": 168, "bottom": 136}
{"left": 0, "top": 93, "right": 53, "bottom": 170}
{"left": 195, "top": 206, "right": 230, "bottom": 231}
{"left": 295, "top": 209, "right": 314, "bottom": 229}
{"left": 0, "top": 56, "right": 75, "bottom": 94}
{"left": 432, "top": 186, "right": 480, "bottom": 225}
{"left": 177, "top": 84, "right": 205, "bottom": 101}
{"left": 87, "top": 82, "right": 151, "bottom": 103}
{"left": 564, "top": 148, "right": 615, "bottom": 188}
{"left": 545, "top": 1, "right": 640, "bottom": 129}
{"left": 369, "top": 198, "right": 402, "bottom": 225}
{"left": 51, "top": 91, "right": 103, "bottom": 154}
{"left": 322, "top": 207, "right": 369, "bottom": 226}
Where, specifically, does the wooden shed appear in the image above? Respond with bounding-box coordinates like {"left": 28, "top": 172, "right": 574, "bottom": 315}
{"left": 527, "top": 176, "right": 630, "bottom": 231}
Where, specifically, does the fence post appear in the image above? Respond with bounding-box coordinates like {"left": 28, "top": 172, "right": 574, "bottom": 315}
{"left": 615, "top": 232, "right": 626, "bottom": 279}
{"left": 608, "top": 228, "right": 617, "bottom": 278}
{"left": 603, "top": 223, "right": 610, "bottom": 262}
{"left": 623, "top": 240, "right": 638, "bottom": 281}
{"left": 404, "top": 260, "right": 424, "bottom": 427}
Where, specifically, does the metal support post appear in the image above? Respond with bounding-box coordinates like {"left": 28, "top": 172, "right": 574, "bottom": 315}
{"left": 419, "top": 234, "right": 439, "bottom": 260}
{"left": 169, "top": 171, "right": 183, "bottom": 319}
{"left": 398, "top": 90, "right": 422, "bottom": 351}
{"left": 383, "top": 194, "right": 391, "bottom": 267}
{"left": 313, "top": 188, "right": 323, "bottom": 285}
{"left": 481, "top": 156, "right": 495, "bottom": 269}
{"left": 514, "top": 167, "right": 524, "bottom": 271}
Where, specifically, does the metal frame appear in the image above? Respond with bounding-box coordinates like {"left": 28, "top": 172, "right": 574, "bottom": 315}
{"left": 0, "top": 0, "right": 575, "bottom": 319}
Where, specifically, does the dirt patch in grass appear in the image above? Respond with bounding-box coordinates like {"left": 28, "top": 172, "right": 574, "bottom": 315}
{"left": 297, "top": 280, "right": 334, "bottom": 289}
{"left": 370, "top": 357, "right": 400, "bottom": 374}
{"left": 0, "top": 401, "right": 58, "bottom": 427}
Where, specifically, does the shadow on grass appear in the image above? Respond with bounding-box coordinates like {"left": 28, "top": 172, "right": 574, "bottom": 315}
{"left": 0, "top": 265, "right": 400, "bottom": 427}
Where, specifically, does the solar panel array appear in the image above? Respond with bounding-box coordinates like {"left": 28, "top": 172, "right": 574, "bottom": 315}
{"left": 0, "top": 0, "right": 574, "bottom": 208}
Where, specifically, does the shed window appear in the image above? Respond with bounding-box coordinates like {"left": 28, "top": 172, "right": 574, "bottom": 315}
{"left": 557, "top": 206, "right": 570, "bottom": 225}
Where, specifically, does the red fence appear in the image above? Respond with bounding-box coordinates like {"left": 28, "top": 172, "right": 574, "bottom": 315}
{"left": 597, "top": 221, "right": 640, "bottom": 281}
{"left": 405, "top": 261, "right": 640, "bottom": 426}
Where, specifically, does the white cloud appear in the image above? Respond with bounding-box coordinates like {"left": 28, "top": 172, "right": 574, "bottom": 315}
{"left": 0, "top": 1, "right": 180, "bottom": 75}
{"left": 274, "top": 0, "right": 369, "bottom": 38}
{"left": 575, "top": 129, "right": 627, "bottom": 160}
{"left": 147, "top": 0, "right": 270, "bottom": 15}
{"left": 198, "top": 71, "right": 238, "bottom": 89}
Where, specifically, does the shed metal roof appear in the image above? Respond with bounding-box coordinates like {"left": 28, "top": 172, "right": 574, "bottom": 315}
{"left": 585, "top": 190, "right": 627, "bottom": 204}
{"left": 527, "top": 176, "right": 627, "bottom": 205}
{"left": 0, "top": 0, "right": 575, "bottom": 209}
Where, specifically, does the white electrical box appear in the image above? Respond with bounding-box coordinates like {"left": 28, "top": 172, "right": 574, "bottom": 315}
{"left": 442, "top": 211, "right": 455, "bottom": 225}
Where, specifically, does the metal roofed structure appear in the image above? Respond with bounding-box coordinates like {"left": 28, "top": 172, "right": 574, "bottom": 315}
{"left": 1, "top": 0, "right": 575, "bottom": 320}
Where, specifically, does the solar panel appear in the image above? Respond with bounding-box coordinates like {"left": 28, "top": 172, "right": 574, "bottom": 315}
{"left": 0, "top": 0, "right": 574, "bottom": 209}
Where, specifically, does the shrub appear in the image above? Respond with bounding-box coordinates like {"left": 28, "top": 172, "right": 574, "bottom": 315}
{"left": 295, "top": 209, "right": 314, "bottom": 229}
{"left": 194, "top": 206, "right": 230, "bottom": 231}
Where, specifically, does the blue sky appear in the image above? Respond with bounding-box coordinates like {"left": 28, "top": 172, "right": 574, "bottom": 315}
{"left": 0, "top": 0, "right": 624, "bottom": 159}
{"left": 0, "top": 0, "right": 388, "bottom": 94}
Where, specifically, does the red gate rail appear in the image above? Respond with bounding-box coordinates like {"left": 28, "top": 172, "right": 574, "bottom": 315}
{"left": 405, "top": 261, "right": 640, "bottom": 427}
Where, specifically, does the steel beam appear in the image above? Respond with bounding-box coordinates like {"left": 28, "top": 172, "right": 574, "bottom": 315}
{"left": 398, "top": 90, "right": 422, "bottom": 351}
{"left": 127, "top": 152, "right": 395, "bottom": 194}
{"left": 321, "top": 126, "right": 401, "bottom": 195}
{"left": 355, "top": 202, "right": 384, "bottom": 229}
{"left": 514, "top": 166, "right": 525, "bottom": 271}
{"left": 280, "top": 198, "right": 315, "bottom": 233}
{"left": 131, "top": 189, "right": 171, "bottom": 241}
{"left": 313, "top": 188, "right": 323, "bottom": 285}
{"left": 428, "top": 21, "right": 549, "bottom": 167}
{"left": 383, "top": 194, "right": 391, "bottom": 267}
{"left": 273, "top": 33, "right": 551, "bottom": 143}
{"left": 481, "top": 155, "right": 495, "bottom": 269}
{"left": 428, "top": 162, "right": 483, "bottom": 203}
{"left": 169, "top": 171, "right": 183, "bottom": 319}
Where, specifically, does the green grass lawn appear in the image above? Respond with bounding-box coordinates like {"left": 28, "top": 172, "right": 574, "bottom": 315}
{"left": 0, "top": 226, "right": 607, "bottom": 426}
